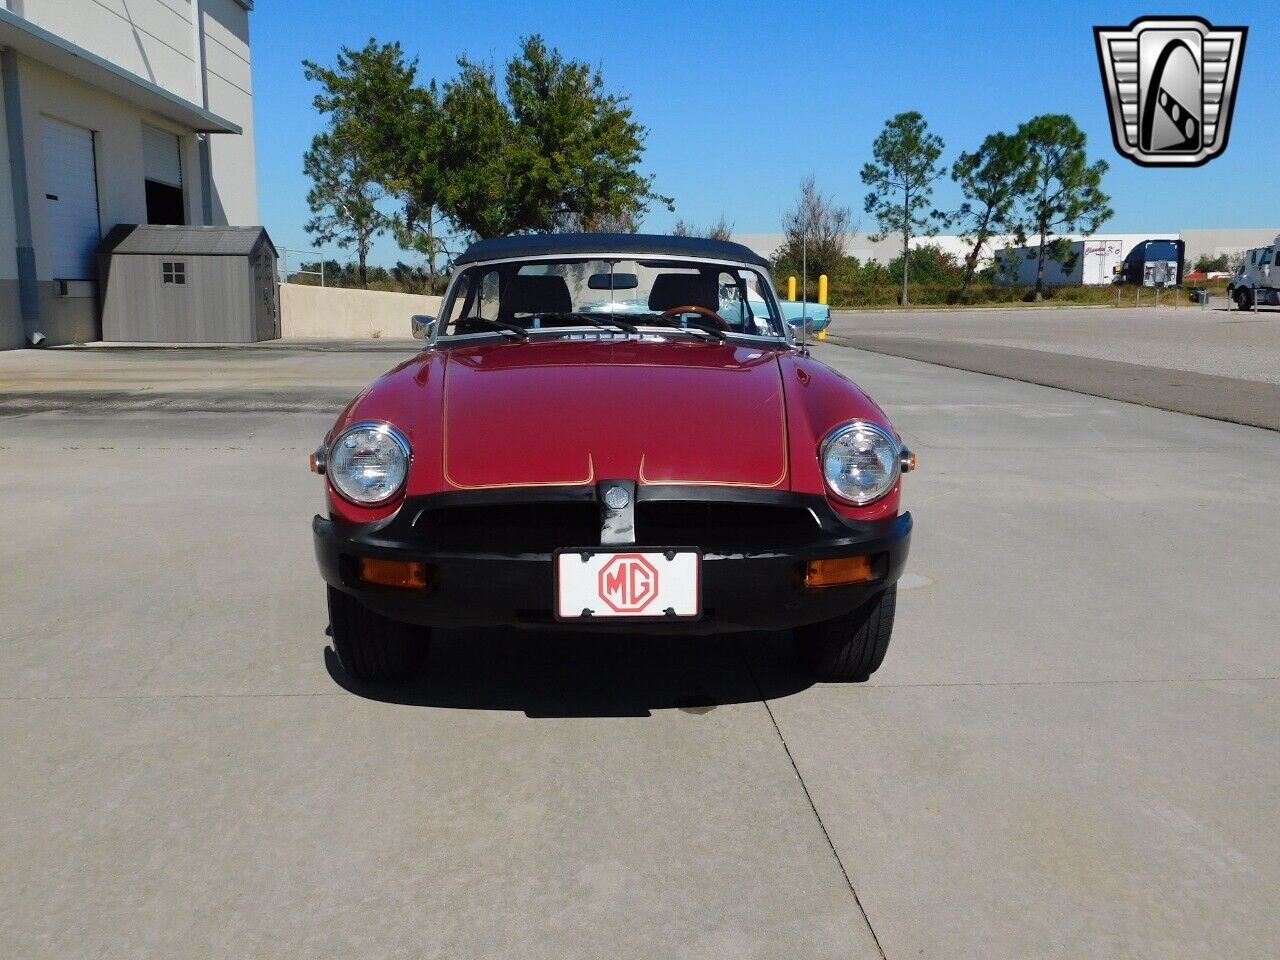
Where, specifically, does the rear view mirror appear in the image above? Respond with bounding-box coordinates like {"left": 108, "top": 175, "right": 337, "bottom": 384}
{"left": 587, "top": 272, "right": 639, "bottom": 290}
{"left": 411, "top": 315, "right": 436, "bottom": 339}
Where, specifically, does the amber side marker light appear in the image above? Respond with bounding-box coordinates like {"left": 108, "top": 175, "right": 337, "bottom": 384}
{"left": 358, "top": 558, "right": 427, "bottom": 589}
{"left": 805, "top": 555, "right": 873, "bottom": 588}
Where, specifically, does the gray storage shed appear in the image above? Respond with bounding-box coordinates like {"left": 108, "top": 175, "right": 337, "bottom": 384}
{"left": 97, "top": 225, "right": 279, "bottom": 342}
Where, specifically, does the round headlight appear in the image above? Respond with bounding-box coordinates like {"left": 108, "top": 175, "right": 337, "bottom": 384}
{"left": 820, "top": 421, "right": 900, "bottom": 505}
{"left": 328, "top": 422, "right": 410, "bottom": 506}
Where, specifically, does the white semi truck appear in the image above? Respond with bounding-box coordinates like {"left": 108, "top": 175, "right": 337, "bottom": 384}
{"left": 1227, "top": 236, "right": 1280, "bottom": 308}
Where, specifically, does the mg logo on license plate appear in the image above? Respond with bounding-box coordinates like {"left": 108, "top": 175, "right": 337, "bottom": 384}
{"left": 555, "top": 550, "right": 701, "bottom": 620}
{"left": 597, "top": 553, "right": 660, "bottom": 613}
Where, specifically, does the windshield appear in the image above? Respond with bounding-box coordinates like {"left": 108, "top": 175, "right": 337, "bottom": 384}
{"left": 436, "top": 257, "right": 789, "bottom": 341}
{"left": 1141, "top": 240, "right": 1180, "bottom": 262}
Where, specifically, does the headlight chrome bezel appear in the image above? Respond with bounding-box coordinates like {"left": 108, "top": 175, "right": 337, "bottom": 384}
{"left": 819, "top": 420, "right": 902, "bottom": 506}
{"left": 327, "top": 421, "right": 412, "bottom": 506}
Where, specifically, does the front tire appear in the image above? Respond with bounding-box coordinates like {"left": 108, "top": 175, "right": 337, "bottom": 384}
{"left": 797, "top": 585, "right": 897, "bottom": 682}
{"left": 328, "top": 586, "right": 427, "bottom": 680}
{"left": 1234, "top": 286, "right": 1253, "bottom": 310}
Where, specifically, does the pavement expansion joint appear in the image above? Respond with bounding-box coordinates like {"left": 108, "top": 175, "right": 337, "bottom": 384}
{"left": 735, "top": 637, "right": 888, "bottom": 960}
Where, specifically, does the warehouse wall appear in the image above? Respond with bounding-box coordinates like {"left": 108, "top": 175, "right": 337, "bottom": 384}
{"left": 9, "top": 56, "right": 208, "bottom": 343}
{"left": 200, "top": 0, "right": 256, "bottom": 225}
{"left": 1180, "top": 228, "right": 1280, "bottom": 264}
{"left": 17, "top": 0, "right": 208, "bottom": 103}
{"left": 1, "top": 0, "right": 258, "bottom": 349}
{"left": 0, "top": 68, "right": 22, "bottom": 349}
{"left": 280, "top": 284, "right": 442, "bottom": 340}
{"left": 10, "top": 0, "right": 256, "bottom": 229}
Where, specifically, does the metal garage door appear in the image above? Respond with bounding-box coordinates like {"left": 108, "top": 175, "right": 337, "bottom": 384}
{"left": 141, "top": 124, "right": 182, "bottom": 188}
{"left": 141, "top": 124, "right": 185, "bottom": 224}
{"left": 42, "top": 117, "right": 100, "bottom": 280}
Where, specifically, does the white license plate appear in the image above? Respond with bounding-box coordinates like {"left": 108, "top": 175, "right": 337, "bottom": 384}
{"left": 555, "top": 549, "right": 701, "bottom": 620}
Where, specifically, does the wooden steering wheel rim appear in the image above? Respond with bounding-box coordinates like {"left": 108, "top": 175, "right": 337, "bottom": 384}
{"left": 659, "top": 304, "right": 730, "bottom": 329}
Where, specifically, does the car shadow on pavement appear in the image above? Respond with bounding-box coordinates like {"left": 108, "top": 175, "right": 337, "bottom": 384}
{"left": 323, "top": 628, "right": 814, "bottom": 718}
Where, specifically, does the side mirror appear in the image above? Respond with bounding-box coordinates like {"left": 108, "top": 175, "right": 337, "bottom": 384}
{"left": 411, "top": 315, "right": 437, "bottom": 340}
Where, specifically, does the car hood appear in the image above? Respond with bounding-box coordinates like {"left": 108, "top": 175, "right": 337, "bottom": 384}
{"left": 440, "top": 339, "right": 790, "bottom": 490}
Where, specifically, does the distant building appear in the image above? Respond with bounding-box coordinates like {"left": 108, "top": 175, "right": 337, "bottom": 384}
{"left": 1178, "top": 229, "right": 1280, "bottom": 266}
{"left": 993, "top": 235, "right": 1180, "bottom": 286}
{"left": 1, "top": 0, "right": 257, "bottom": 349}
{"left": 734, "top": 228, "right": 1280, "bottom": 285}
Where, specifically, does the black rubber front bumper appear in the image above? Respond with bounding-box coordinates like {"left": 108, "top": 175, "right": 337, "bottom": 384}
{"left": 313, "top": 485, "right": 912, "bottom": 635}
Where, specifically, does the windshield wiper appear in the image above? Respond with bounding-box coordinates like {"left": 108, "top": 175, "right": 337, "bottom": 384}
{"left": 639, "top": 315, "right": 727, "bottom": 341}
{"left": 457, "top": 317, "right": 529, "bottom": 339}
{"left": 537, "top": 312, "right": 639, "bottom": 335}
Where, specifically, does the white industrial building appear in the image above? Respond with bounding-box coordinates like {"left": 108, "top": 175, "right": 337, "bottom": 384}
{"left": 0, "top": 0, "right": 257, "bottom": 349}
{"left": 735, "top": 228, "right": 1280, "bottom": 284}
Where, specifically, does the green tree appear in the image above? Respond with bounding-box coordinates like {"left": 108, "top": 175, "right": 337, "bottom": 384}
{"left": 302, "top": 132, "right": 387, "bottom": 288}
{"left": 946, "top": 131, "right": 1032, "bottom": 296}
{"left": 303, "top": 34, "right": 671, "bottom": 269}
{"left": 861, "top": 112, "right": 945, "bottom": 306}
{"left": 439, "top": 36, "right": 670, "bottom": 238}
{"left": 672, "top": 215, "right": 735, "bottom": 241}
{"left": 436, "top": 58, "right": 514, "bottom": 239}
{"left": 506, "top": 36, "right": 669, "bottom": 232}
{"left": 886, "top": 244, "right": 963, "bottom": 286}
{"left": 775, "top": 177, "right": 852, "bottom": 282}
{"left": 388, "top": 83, "right": 450, "bottom": 284}
{"left": 1017, "top": 114, "right": 1112, "bottom": 300}
{"left": 1193, "top": 253, "right": 1229, "bottom": 273}
{"left": 303, "top": 40, "right": 417, "bottom": 174}
{"left": 304, "top": 40, "right": 452, "bottom": 284}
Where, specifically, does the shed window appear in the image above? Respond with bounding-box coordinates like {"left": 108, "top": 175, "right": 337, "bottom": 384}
{"left": 162, "top": 261, "right": 186, "bottom": 285}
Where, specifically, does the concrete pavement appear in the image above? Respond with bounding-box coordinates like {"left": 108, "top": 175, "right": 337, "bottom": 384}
{"left": 0, "top": 339, "right": 419, "bottom": 413}
{"left": 1, "top": 341, "right": 1277, "bottom": 958}
{"left": 825, "top": 305, "right": 1280, "bottom": 431}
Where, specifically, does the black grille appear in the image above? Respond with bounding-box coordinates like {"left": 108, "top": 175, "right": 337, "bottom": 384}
{"left": 415, "top": 501, "right": 598, "bottom": 552}
{"left": 636, "top": 501, "right": 818, "bottom": 551}
{"left": 413, "top": 497, "right": 820, "bottom": 552}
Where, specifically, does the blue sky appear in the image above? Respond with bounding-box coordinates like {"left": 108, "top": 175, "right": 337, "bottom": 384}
{"left": 249, "top": 1, "right": 1273, "bottom": 267}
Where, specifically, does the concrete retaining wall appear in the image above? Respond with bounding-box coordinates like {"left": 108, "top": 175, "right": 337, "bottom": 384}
{"left": 280, "top": 283, "right": 442, "bottom": 339}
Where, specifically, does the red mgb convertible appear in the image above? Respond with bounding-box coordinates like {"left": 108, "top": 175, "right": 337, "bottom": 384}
{"left": 311, "top": 234, "right": 914, "bottom": 681}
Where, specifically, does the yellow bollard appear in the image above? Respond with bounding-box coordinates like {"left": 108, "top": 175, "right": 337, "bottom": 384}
{"left": 818, "top": 275, "right": 828, "bottom": 305}
{"left": 816, "top": 329, "right": 827, "bottom": 341}
{"left": 787, "top": 276, "right": 797, "bottom": 301}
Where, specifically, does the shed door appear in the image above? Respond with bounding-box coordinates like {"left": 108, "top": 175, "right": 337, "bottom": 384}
{"left": 142, "top": 124, "right": 185, "bottom": 225}
{"left": 42, "top": 117, "right": 100, "bottom": 280}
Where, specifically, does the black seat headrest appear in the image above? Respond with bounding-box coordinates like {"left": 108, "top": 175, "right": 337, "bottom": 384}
{"left": 500, "top": 274, "right": 572, "bottom": 320}
{"left": 648, "top": 272, "right": 719, "bottom": 313}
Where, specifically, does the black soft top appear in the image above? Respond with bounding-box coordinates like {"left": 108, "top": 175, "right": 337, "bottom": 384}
{"left": 455, "top": 232, "right": 769, "bottom": 269}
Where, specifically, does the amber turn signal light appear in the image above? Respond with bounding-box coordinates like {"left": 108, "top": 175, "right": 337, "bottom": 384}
{"left": 358, "top": 558, "right": 427, "bottom": 589}
{"left": 805, "top": 555, "right": 872, "bottom": 588}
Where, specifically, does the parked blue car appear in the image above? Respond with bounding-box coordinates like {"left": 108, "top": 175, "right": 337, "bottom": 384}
{"left": 723, "top": 287, "right": 830, "bottom": 335}
{"left": 577, "top": 273, "right": 831, "bottom": 337}
{"left": 778, "top": 295, "right": 831, "bottom": 335}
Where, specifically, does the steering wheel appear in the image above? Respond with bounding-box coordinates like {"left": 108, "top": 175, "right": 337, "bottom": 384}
{"left": 660, "top": 305, "right": 730, "bottom": 329}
